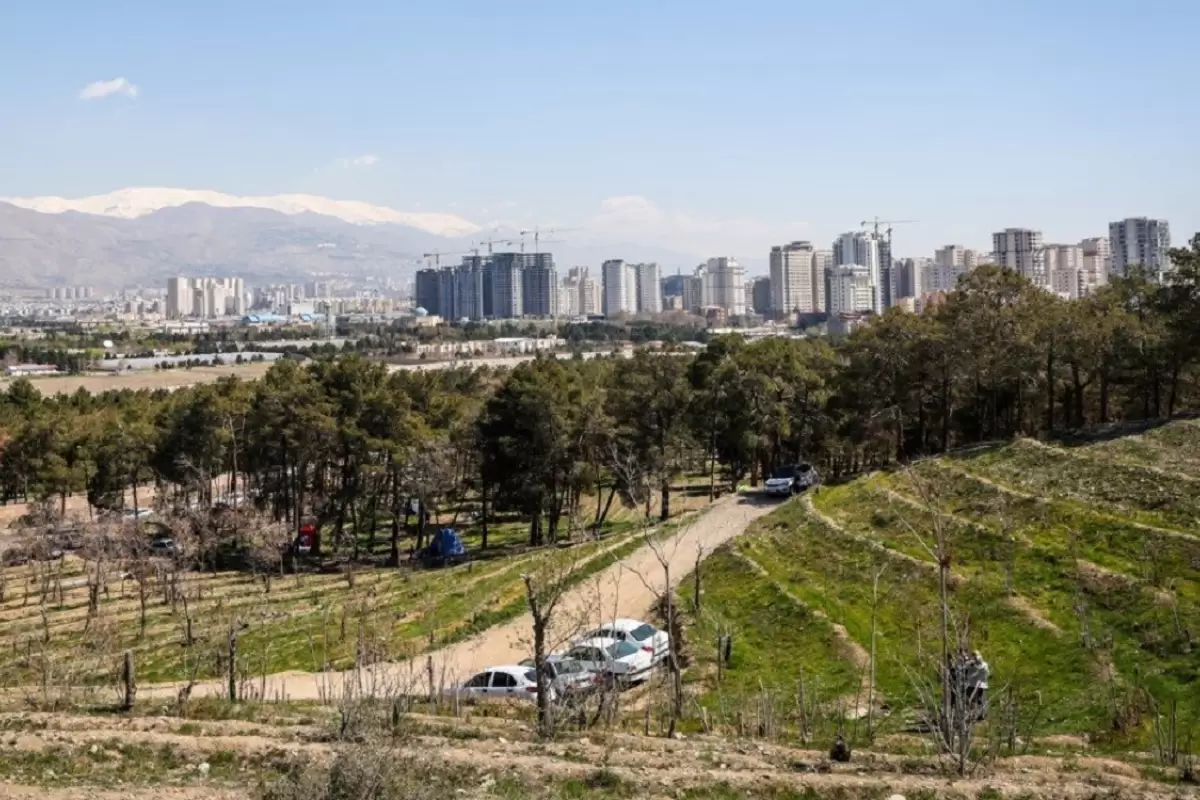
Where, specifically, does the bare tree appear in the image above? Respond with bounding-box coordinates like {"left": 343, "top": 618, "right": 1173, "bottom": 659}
{"left": 608, "top": 447, "right": 690, "bottom": 737}
{"left": 522, "top": 547, "right": 584, "bottom": 738}
{"left": 892, "top": 468, "right": 983, "bottom": 776}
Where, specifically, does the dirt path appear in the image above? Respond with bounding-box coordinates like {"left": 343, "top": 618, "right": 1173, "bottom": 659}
{"left": 143, "top": 494, "right": 779, "bottom": 703}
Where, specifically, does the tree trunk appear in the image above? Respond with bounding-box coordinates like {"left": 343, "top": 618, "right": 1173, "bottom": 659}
{"left": 1045, "top": 339, "right": 1055, "bottom": 435}
{"left": 660, "top": 476, "right": 670, "bottom": 522}
{"left": 480, "top": 478, "right": 490, "bottom": 550}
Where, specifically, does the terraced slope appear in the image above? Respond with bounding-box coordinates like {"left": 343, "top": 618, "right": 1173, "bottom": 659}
{"left": 682, "top": 419, "right": 1200, "bottom": 746}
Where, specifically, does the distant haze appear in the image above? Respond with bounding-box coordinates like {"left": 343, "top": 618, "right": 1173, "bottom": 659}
{"left": 0, "top": 188, "right": 710, "bottom": 288}
{"left": 2, "top": 188, "right": 480, "bottom": 237}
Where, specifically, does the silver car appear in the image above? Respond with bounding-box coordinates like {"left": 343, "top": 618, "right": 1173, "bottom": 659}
{"left": 763, "top": 463, "right": 819, "bottom": 497}
{"left": 517, "top": 656, "right": 599, "bottom": 698}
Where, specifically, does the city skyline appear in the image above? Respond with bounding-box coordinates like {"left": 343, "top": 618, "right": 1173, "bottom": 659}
{"left": 2, "top": 2, "right": 1196, "bottom": 260}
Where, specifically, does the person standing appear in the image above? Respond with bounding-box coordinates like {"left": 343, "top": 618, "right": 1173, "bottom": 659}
{"left": 966, "top": 650, "right": 990, "bottom": 718}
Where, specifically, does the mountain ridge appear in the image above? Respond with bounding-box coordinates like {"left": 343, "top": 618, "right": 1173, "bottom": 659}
{"left": 0, "top": 187, "right": 479, "bottom": 238}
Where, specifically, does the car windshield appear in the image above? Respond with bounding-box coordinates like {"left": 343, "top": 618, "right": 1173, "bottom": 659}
{"left": 567, "top": 647, "right": 602, "bottom": 662}
{"left": 770, "top": 466, "right": 796, "bottom": 480}
{"left": 523, "top": 671, "right": 537, "bottom": 683}
{"left": 607, "top": 641, "right": 640, "bottom": 659}
{"left": 797, "top": 463, "right": 813, "bottom": 472}
{"left": 628, "top": 623, "right": 656, "bottom": 641}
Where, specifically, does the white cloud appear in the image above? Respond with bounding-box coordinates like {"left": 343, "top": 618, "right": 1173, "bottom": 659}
{"left": 590, "top": 194, "right": 804, "bottom": 257}
{"left": 333, "top": 154, "right": 379, "bottom": 169}
{"left": 78, "top": 77, "right": 139, "bottom": 101}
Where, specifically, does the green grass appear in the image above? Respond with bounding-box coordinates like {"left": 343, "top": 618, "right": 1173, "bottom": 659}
{"left": 681, "top": 547, "right": 859, "bottom": 704}
{"left": 0, "top": 500, "right": 701, "bottom": 686}
{"left": 955, "top": 437, "right": 1200, "bottom": 531}
{"left": 678, "top": 419, "right": 1200, "bottom": 747}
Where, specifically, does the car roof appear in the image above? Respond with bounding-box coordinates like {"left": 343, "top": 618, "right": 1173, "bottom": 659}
{"left": 572, "top": 637, "right": 618, "bottom": 650}
{"left": 598, "top": 618, "right": 651, "bottom": 632}
{"left": 484, "top": 665, "right": 535, "bottom": 677}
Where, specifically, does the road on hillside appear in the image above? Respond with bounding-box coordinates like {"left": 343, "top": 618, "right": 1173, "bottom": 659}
{"left": 144, "top": 492, "right": 777, "bottom": 703}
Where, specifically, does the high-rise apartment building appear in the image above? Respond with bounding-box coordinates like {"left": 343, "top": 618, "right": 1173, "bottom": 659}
{"left": 751, "top": 277, "right": 772, "bottom": 315}
{"left": 167, "top": 277, "right": 191, "bottom": 318}
{"left": 931, "top": 245, "right": 976, "bottom": 293}
{"left": 520, "top": 253, "right": 557, "bottom": 317}
{"left": 813, "top": 250, "right": 833, "bottom": 314}
{"left": 1109, "top": 217, "right": 1171, "bottom": 280}
{"left": 601, "top": 259, "right": 636, "bottom": 316}
{"left": 828, "top": 266, "right": 874, "bottom": 315}
{"left": 1080, "top": 237, "right": 1111, "bottom": 296}
{"left": 661, "top": 274, "right": 687, "bottom": 298}
{"left": 682, "top": 275, "right": 703, "bottom": 313}
{"left": 833, "top": 232, "right": 883, "bottom": 314}
{"left": 489, "top": 253, "right": 525, "bottom": 319}
{"left": 698, "top": 257, "right": 746, "bottom": 315}
{"left": 878, "top": 238, "right": 894, "bottom": 310}
{"left": 166, "top": 276, "right": 244, "bottom": 318}
{"left": 1045, "top": 244, "right": 1085, "bottom": 298}
{"left": 769, "top": 241, "right": 820, "bottom": 316}
{"left": 559, "top": 267, "right": 586, "bottom": 318}
{"left": 456, "top": 256, "right": 489, "bottom": 320}
{"left": 437, "top": 267, "right": 458, "bottom": 320}
{"left": 633, "top": 263, "right": 662, "bottom": 313}
{"left": 896, "top": 257, "right": 933, "bottom": 298}
{"left": 992, "top": 228, "right": 1046, "bottom": 286}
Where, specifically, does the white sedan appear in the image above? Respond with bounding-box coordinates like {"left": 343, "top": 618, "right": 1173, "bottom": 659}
{"left": 562, "top": 636, "right": 654, "bottom": 684}
{"left": 576, "top": 618, "right": 670, "bottom": 667}
{"left": 447, "top": 665, "right": 545, "bottom": 702}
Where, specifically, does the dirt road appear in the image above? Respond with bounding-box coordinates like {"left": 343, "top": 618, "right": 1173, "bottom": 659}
{"left": 145, "top": 493, "right": 778, "bottom": 703}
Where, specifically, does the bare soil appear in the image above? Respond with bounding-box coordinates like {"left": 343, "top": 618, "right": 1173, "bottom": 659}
{"left": 0, "top": 363, "right": 274, "bottom": 398}
{"left": 0, "top": 709, "right": 1185, "bottom": 799}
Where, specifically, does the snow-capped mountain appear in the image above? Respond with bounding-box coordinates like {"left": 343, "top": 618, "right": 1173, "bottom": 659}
{"left": 1, "top": 187, "right": 479, "bottom": 238}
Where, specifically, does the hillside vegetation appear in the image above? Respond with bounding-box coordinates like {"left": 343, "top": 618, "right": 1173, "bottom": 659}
{"left": 683, "top": 418, "right": 1200, "bottom": 754}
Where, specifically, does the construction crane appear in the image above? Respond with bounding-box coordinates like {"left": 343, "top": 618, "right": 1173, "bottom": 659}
{"left": 421, "top": 249, "right": 474, "bottom": 267}
{"left": 860, "top": 218, "right": 917, "bottom": 248}
{"left": 519, "top": 226, "right": 580, "bottom": 254}
{"left": 474, "top": 236, "right": 517, "bottom": 255}
{"left": 859, "top": 215, "right": 912, "bottom": 250}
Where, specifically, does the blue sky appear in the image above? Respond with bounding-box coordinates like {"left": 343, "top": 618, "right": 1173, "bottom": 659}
{"left": 1, "top": 0, "right": 1197, "bottom": 260}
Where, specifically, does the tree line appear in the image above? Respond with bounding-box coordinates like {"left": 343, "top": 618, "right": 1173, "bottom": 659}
{"left": 0, "top": 236, "right": 1197, "bottom": 556}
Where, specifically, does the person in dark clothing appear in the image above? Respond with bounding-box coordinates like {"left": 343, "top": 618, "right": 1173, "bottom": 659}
{"left": 829, "top": 734, "right": 851, "bottom": 763}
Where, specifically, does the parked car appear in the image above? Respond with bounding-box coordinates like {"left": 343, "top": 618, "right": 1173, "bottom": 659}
{"left": 516, "top": 655, "right": 601, "bottom": 698}
{"left": 763, "top": 463, "right": 819, "bottom": 497}
{"left": 150, "top": 537, "right": 179, "bottom": 557}
{"left": 561, "top": 636, "right": 654, "bottom": 684}
{"left": 447, "top": 666, "right": 545, "bottom": 702}
{"left": 1, "top": 546, "right": 30, "bottom": 567}
{"left": 575, "top": 618, "right": 670, "bottom": 666}
{"left": 47, "top": 527, "right": 84, "bottom": 552}
{"left": 213, "top": 491, "right": 247, "bottom": 511}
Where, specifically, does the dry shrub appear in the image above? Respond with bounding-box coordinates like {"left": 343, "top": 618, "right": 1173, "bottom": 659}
{"left": 262, "top": 747, "right": 471, "bottom": 800}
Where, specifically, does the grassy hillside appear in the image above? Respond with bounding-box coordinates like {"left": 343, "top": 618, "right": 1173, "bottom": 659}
{"left": 0, "top": 493, "right": 706, "bottom": 687}
{"left": 682, "top": 419, "right": 1200, "bottom": 750}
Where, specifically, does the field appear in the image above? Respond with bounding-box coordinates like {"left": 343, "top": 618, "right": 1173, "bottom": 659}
{"left": 0, "top": 362, "right": 275, "bottom": 396}
{"left": 681, "top": 419, "right": 1200, "bottom": 754}
{"left": 0, "top": 486, "right": 713, "bottom": 690}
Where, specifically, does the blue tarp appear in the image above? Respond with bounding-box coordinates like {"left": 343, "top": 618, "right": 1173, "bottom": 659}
{"left": 431, "top": 528, "right": 465, "bottom": 558}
